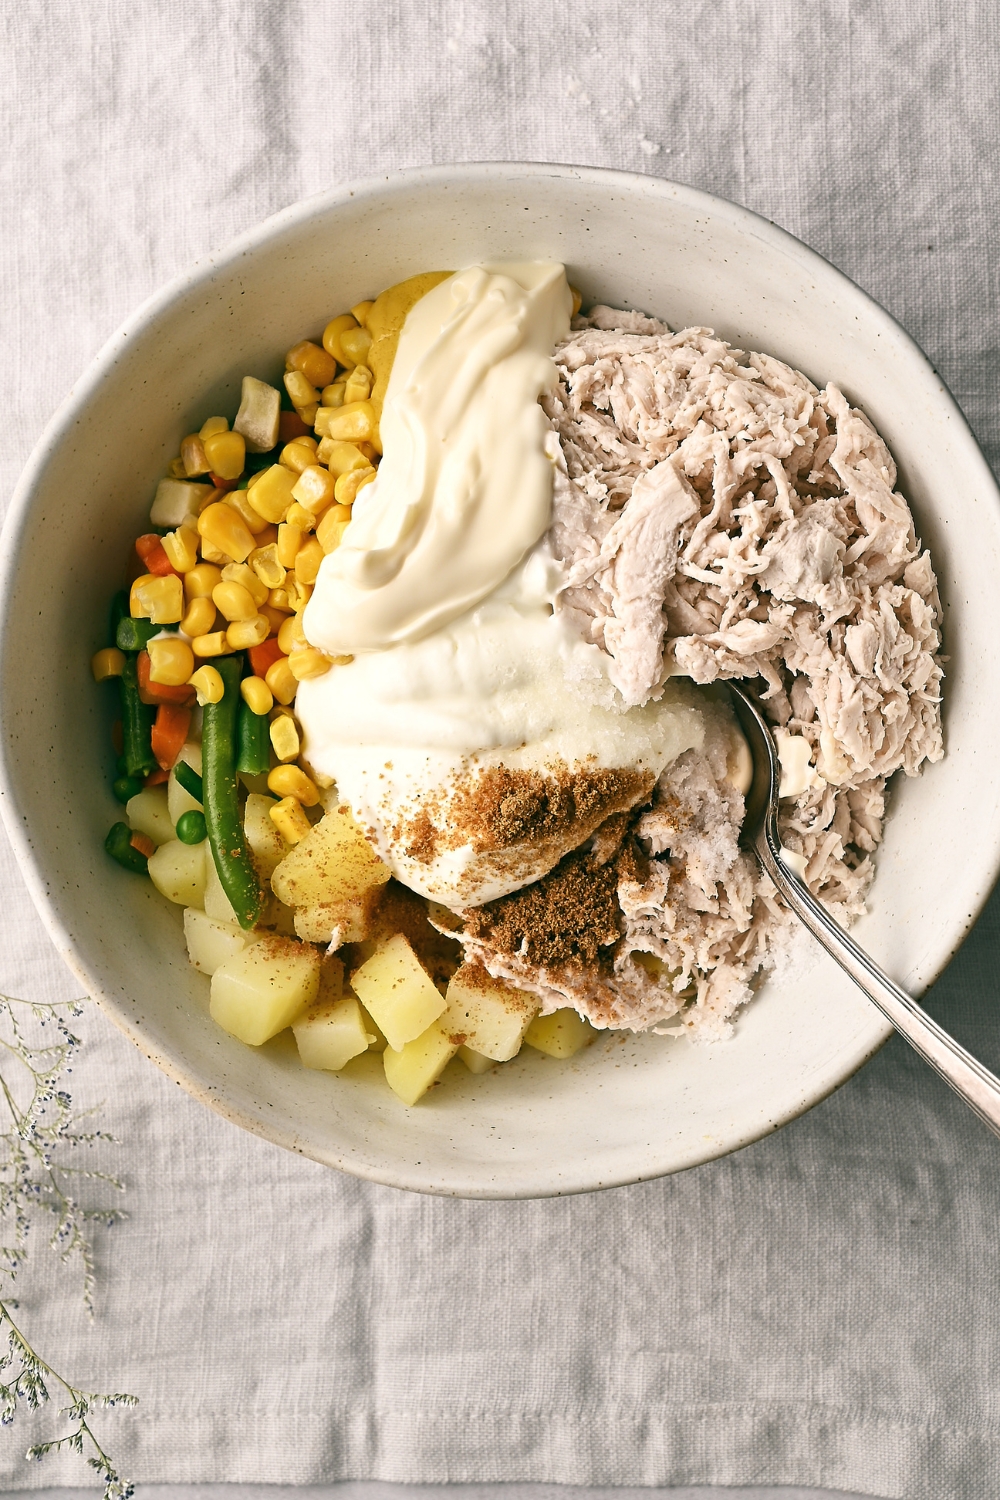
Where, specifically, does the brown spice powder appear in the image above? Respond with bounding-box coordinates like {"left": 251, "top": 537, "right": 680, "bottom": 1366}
{"left": 464, "top": 830, "right": 648, "bottom": 970}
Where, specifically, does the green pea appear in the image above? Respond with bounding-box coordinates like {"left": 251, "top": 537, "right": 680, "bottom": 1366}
{"left": 113, "top": 775, "right": 143, "bottom": 804}
{"left": 175, "top": 810, "right": 208, "bottom": 846}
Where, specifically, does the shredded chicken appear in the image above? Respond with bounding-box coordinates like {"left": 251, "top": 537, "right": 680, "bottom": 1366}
{"left": 465, "top": 309, "right": 944, "bottom": 1039}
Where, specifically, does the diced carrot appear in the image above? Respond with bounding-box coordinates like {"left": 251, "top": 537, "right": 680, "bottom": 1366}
{"left": 279, "top": 409, "right": 311, "bottom": 442}
{"left": 145, "top": 767, "right": 170, "bottom": 786}
{"left": 248, "top": 638, "right": 285, "bottom": 677}
{"left": 137, "top": 650, "right": 196, "bottom": 706}
{"left": 136, "top": 533, "right": 177, "bottom": 577}
{"left": 151, "top": 703, "right": 192, "bottom": 771}
{"left": 129, "top": 831, "right": 156, "bottom": 859}
{"left": 210, "top": 474, "right": 238, "bottom": 493}
{"left": 111, "top": 719, "right": 124, "bottom": 755}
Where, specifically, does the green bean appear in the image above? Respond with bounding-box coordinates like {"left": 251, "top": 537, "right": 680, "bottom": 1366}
{"left": 105, "top": 822, "right": 149, "bottom": 874}
{"left": 202, "top": 654, "right": 261, "bottom": 929}
{"left": 236, "top": 700, "right": 270, "bottom": 777}
{"left": 119, "top": 654, "right": 157, "bottom": 780}
{"left": 173, "top": 760, "right": 204, "bottom": 803}
{"left": 109, "top": 590, "right": 129, "bottom": 645}
{"left": 116, "top": 617, "right": 160, "bottom": 652}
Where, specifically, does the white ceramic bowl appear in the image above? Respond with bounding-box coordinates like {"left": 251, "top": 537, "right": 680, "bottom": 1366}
{"left": 3, "top": 164, "right": 999, "bottom": 1198}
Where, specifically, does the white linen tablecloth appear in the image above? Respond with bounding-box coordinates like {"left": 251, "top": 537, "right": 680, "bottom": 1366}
{"left": 2, "top": 2, "right": 1000, "bottom": 1497}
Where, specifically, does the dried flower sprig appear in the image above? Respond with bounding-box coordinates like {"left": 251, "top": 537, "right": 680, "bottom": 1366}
{"left": 0, "top": 994, "right": 134, "bottom": 1494}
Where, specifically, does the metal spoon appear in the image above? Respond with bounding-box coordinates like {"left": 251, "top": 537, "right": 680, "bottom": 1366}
{"left": 727, "top": 680, "right": 1000, "bottom": 1138}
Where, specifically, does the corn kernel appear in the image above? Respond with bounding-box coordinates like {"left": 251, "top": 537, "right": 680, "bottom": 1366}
{"left": 197, "top": 502, "right": 255, "bottom": 563}
{"left": 147, "top": 637, "right": 195, "bottom": 686}
{"left": 220, "top": 561, "right": 268, "bottom": 606}
{"left": 161, "top": 525, "right": 200, "bottom": 573}
{"left": 167, "top": 456, "right": 187, "bottom": 479}
{"left": 191, "top": 631, "right": 234, "bottom": 659}
{"left": 226, "top": 615, "right": 270, "bottom": 649}
{"left": 203, "top": 430, "right": 246, "bottom": 480}
{"left": 286, "top": 503, "right": 318, "bottom": 532}
{"left": 299, "top": 402, "right": 319, "bottom": 425}
{"left": 288, "top": 647, "right": 333, "bottom": 681}
{"left": 246, "top": 470, "right": 263, "bottom": 489}
{"left": 314, "top": 400, "right": 378, "bottom": 444}
{"left": 318, "top": 440, "right": 368, "bottom": 477}
{"left": 268, "top": 587, "right": 291, "bottom": 612}
{"left": 279, "top": 438, "right": 318, "bottom": 474}
{"left": 339, "top": 326, "right": 372, "bottom": 367}
{"left": 212, "top": 580, "right": 257, "bottom": 622}
{"left": 260, "top": 603, "right": 287, "bottom": 636}
{"left": 320, "top": 383, "right": 345, "bottom": 409}
{"left": 287, "top": 339, "right": 338, "bottom": 389}
{"left": 184, "top": 563, "right": 223, "bottom": 599}
{"left": 569, "top": 285, "right": 582, "bottom": 317}
{"left": 286, "top": 579, "right": 312, "bottom": 612}
{"left": 269, "top": 713, "right": 301, "bottom": 762}
{"left": 200, "top": 539, "right": 229, "bottom": 566}
{"left": 334, "top": 466, "right": 376, "bottom": 506}
{"left": 181, "top": 596, "right": 217, "bottom": 637}
{"left": 188, "top": 665, "right": 225, "bottom": 705}
{"left": 133, "top": 574, "right": 184, "bottom": 624}
{"left": 130, "top": 573, "right": 157, "bottom": 616}
{"left": 343, "top": 364, "right": 373, "bottom": 404}
{"left": 265, "top": 657, "right": 298, "bottom": 706}
{"left": 351, "top": 299, "right": 374, "bottom": 327}
{"left": 276, "top": 522, "right": 303, "bottom": 568}
{"left": 294, "top": 537, "right": 325, "bottom": 586}
{"left": 277, "top": 614, "right": 307, "bottom": 656}
{"left": 355, "top": 442, "right": 379, "bottom": 463}
{"left": 249, "top": 544, "right": 286, "bottom": 590}
{"left": 240, "top": 676, "right": 273, "bottom": 715}
{"left": 268, "top": 763, "right": 319, "bottom": 806}
{"left": 284, "top": 369, "right": 319, "bottom": 410}
{"left": 316, "top": 507, "right": 352, "bottom": 554}
{"left": 91, "top": 646, "right": 125, "bottom": 681}
{"left": 223, "top": 490, "right": 270, "bottom": 537}
{"left": 322, "top": 313, "right": 358, "bottom": 363}
{"left": 269, "top": 795, "right": 312, "bottom": 845}
{"left": 200, "top": 415, "right": 229, "bottom": 439}
{"left": 181, "top": 433, "right": 209, "bottom": 476}
{"left": 291, "top": 464, "right": 336, "bottom": 514}
{"left": 246, "top": 464, "right": 297, "bottom": 524}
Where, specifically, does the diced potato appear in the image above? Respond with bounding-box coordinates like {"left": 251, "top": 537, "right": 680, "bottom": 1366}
{"left": 383, "top": 1020, "right": 458, "bottom": 1106}
{"left": 439, "top": 963, "right": 537, "bottom": 1061}
{"left": 167, "top": 743, "right": 203, "bottom": 825}
{"left": 233, "top": 375, "right": 281, "bottom": 454}
{"left": 358, "top": 1000, "right": 387, "bottom": 1053}
{"left": 292, "top": 887, "right": 384, "bottom": 946}
{"left": 244, "top": 791, "right": 288, "bottom": 878}
{"left": 147, "top": 838, "right": 207, "bottom": 908}
{"left": 270, "top": 802, "right": 391, "bottom": 909}
{"left": 210, "top": 935, "right": 320, "bottom": 1045}
{"left": 523, "top": 1008, "right": 598, "bottom": 1059}
{"left": 293, "top": 993, "right": 372, "bottom": 1071}
{"left": 126, "top": 786, "right": 174, "bottom": 846}
{"left": 203, "top": 853, "right": 238, "bottom": 924}
{"left": 184, "top": 907, "right": 254, "bottom": 975}
{"left": 458, "top": 1045, "right": 495, "bottom": 1075}
{"left": 350, "top": 932, "right": 446, "bottom": 1051}
{"left": 150, "top": 478, "right": 214, "bottom": 529}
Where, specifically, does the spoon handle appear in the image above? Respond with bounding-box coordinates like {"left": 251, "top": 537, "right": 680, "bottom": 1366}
{"left": 753, "top": 826, "right": 1000, "bottom": 1139}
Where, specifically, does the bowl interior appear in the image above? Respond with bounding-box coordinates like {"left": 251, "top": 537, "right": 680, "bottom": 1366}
{"left": 3, "top": 163, "right": 999, "bottom": 1197}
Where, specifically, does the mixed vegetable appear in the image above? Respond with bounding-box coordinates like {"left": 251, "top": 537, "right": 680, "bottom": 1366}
{"left": 92, "top": 282, "right": 597, "bottom": 1106}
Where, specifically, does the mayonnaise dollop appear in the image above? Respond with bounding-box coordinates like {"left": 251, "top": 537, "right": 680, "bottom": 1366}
{"left": 303, "top": 261, "right": 572, "bottom": 654}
